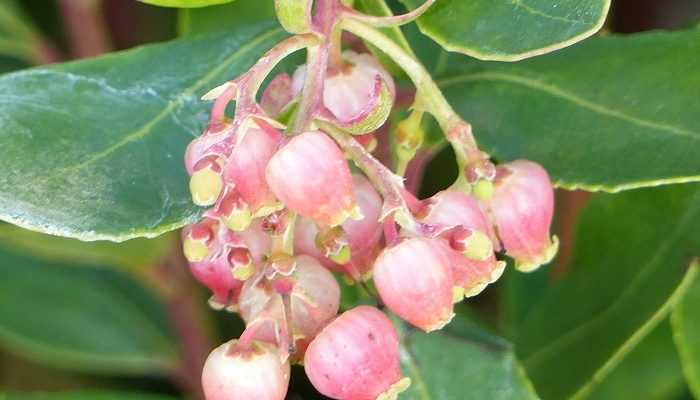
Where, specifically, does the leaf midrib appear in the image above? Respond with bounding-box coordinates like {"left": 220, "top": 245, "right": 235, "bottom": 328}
{"left": 56, "top": 27, "right": 284, "bottom": 175}
{"left": 438, "top": 71, "right": 699, "bottom": 140}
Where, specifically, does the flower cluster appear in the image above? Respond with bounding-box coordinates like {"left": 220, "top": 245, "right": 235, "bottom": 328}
{"left": 181, "top": 1, "right": 558, "bottom": 399}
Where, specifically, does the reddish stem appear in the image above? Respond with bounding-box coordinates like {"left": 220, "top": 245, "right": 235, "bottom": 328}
{"left": 404, "top": 148, "right": 436, "bottom": 195}
{"left": 58, "top": 0, "right": 113, "bottom": 58}
{"left": 157, "top": 238, "right": 214, "bottom": 400}
{"left": 551, "top": 190, "right": 591, "bottom": 280}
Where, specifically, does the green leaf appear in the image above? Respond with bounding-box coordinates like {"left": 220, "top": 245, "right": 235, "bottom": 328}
{"left": 438, "top": 27, "right": 700, "bottom": 192}
{"left": 400, "top": 316, "right": 539, "bottom": 400}
{"left": 178, "top": 1, "right": 275, "bottom": 36}
{"left": 0, "top": 23, "right": 287, "bottom": 241}
{"left": 0, "top": 1, "right": 42, "bottom": 64}
{"left": 671, "top": 261, "right": 700, "bottom": 398}
{"left": 0, "top": 245, "right": 178, "bottom": 374}
{"left": 139, "top": 0, "right": 234, "bottom": 8}
{"left": 0, "top": 224, "right": 172, "bottom": 272}
{"left": 512, "top": 184, "right": 700, "bottom": 399}
{"left": 2, "top": 393, "right": 177, "bottom": 400}
{"left": 400, "top": 0, "right": 610, "bottom": 61}
{"left": 589, "top": 320, "right": 688, "bottom": 400}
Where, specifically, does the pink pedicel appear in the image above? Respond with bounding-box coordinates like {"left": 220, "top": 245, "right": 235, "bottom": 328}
{"left": 202, "top": 339, "right": 290, "bottom": 400}
{"left": 223, "top": 119, "right": 282, "bottom": 216}
{"left": 304, "top": 306, "right": 410, "bottom": 400}
{"left": 373, "top": 237, "right": 455, "bottom": 332}
{"left": 238, "top": 255, "right": 340, "bottom": 350}
{"left": 488, "top": 160, "right": 559, "bottom": 272}
{"left": 266, "top": 131, "right": 358, "bottom": 226}
{"left": 294, "top": 174, "right": 383, "bottom": 277}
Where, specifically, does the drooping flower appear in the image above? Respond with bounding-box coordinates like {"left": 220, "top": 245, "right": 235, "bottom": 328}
{"left": 373, "top": 237, "right": 455, "bottom": 332}
{"left": 304, "top": 306, "right": 410, "bottom": 400}
{"left": 293, "top": 51, "right": 395, "bottom": 135}
{"left": 202, "top": 339, "right": 290, "bottom": 400}
{"left": 266, "top": 131, "right": 358, "bottom": 226}
{"left": 487, "top": 160, "right": 558, "bottom": 272}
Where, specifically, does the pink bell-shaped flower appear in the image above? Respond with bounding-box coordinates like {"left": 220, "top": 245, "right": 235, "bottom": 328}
{"left": 373, "top": 237, "right": 455, "bottom": 332}
{"left": 304, "top": 306, "right": 411, "bottom": 400}
{"left": 488, "top": 160, "right": 558, "bottom": 272}
{"left": 202, "top": 339, "right": 290, "bottom": 400}
{"left": 420, "top": 189, "right": 497, "bottom": 248}
{"left": 266, "top": 131, "right": 358, "bottom": 226}
{"left": 182, "top": 219, "right": 251, "bottom": 310}
{"left": 293, "top": 51, "right": 395, "bottom": 135}
{"left": 238, "top": 255, "right": 340, "bottom": 349}
{"left": 223, "top": 119, "right": 282, "bottom": 218}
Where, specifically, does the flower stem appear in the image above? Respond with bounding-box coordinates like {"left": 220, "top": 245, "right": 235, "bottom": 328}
{"left": 339, "top": 18, "right": 482, "bottom": 168}
{"left": 319, "top": 121, "right": 423, "bottom": 233}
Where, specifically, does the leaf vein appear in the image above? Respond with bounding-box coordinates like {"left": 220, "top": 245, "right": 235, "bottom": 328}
{"left": 438, "top": 71, "right": 699, "bottom": 140}
{"left": 522, "top": 189, "right": 700, "bottom": 368}
{"left": 511, "top": 0, "right": 589, "bottom": 25}
{"left": 58, "top": 28, "right": 283, "bottom": 174}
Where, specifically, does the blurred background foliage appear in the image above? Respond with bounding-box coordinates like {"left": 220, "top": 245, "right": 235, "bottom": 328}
{"left": 0, "top": 0, "right": 699, "bottom": 399}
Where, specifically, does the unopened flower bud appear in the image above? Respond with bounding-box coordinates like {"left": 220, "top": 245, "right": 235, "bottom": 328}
{"left": 304, "top": 306, "right": 410, "bottom": 400}
{"left": 395, "top": 110, "right": 424, "bottom": 159}
{"left": 373, "top": 238, "right": 455, "bottom": 332}
{"left": 488, "top": 160, "right": 558, "bottom": 272}
{"left": 190, "top": 157, "right": 223, "bottom": 207}
{"left": 224, "top": 119, "right": 282, "bottom": 216}
{"left": 202, "top": 339, "right": 290, "bottom": 400}
{"left": 266, "top": 131, "right": 358, "bottom": 226}
{"left": 275, "top": 0, "right": 313, "bottom": 34}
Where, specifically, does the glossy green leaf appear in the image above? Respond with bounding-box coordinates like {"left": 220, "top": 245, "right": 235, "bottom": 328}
{"left": 178, "top": 0, "right": 275, "bottom": 36}
{"left": 139, "top": 0, "right": 234, "bottom": 8}
{"left": 2, "top": 393, "right": 177, "bottom": 400}
{"left": 400, "top": 316, "right": 539, "bottom": 400}
{"left": 672, "top": 264, "right": 700, "bottom": 398}
{"left": 0, "top": 224, "right": 172, "bottom": 272}
{"left": 512, "top": 184, "right": 700, "bottom": 399}
{"left": 438, "top": 27, "right": 700, "bottom": 192}
{"left": 400, "top": 0, "right": 610, "bottom": 61}
{"left": 589, "top": 321, "right": 688, "bottom": 400}
{"left": 0, "top": 23, "right": 287, "bottom": 241}
{"left": 0, "top": 246, "right": 178, "bottom": 374}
